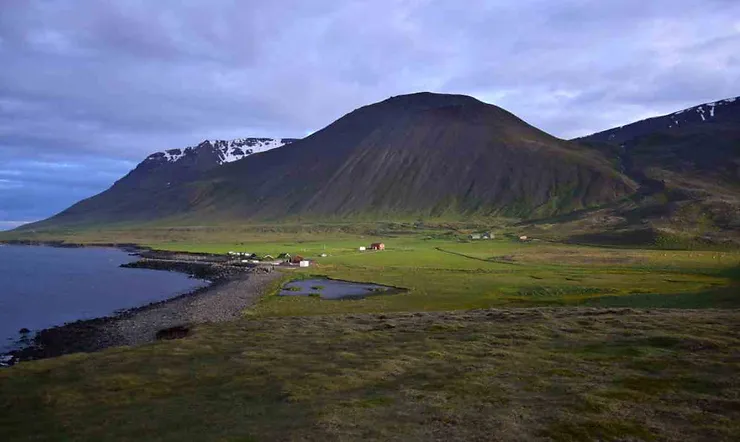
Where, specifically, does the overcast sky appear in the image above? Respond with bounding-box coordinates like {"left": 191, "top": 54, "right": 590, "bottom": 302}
{"left": 1, "top": 0, "right": 739, "bottom": 228}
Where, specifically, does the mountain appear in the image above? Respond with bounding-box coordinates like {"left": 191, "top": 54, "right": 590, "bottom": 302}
{"left": 582, "top": 97, "right": 739, "bottom": 145}
{"left": 150, "top": 138, "right": 297, "bottom": 165}
{"left": 25, "top": 92, "right": 636, "bottom": 229}
{"left": 580, "top": 97, "right": 740, "bottom": 185}
{"left": 562, "top": 96, "right": 740, "bottom": 245}
{"left": 578, "top": 95, "right": 740, "bottom": 192}
{"left": 117, "top": 138, "right": 297, "bottom": 191}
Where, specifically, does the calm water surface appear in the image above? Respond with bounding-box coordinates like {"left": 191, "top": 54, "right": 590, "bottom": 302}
{"left": 280, "top": 278, "right": 395, "bottom": 300}
{"left": 0, "top": 245, "right": 207, "bottom": 351}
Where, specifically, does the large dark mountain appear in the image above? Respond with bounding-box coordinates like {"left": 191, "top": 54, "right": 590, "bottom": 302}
{"left": 26, "top": 92, "right": 638, "bottom": 229}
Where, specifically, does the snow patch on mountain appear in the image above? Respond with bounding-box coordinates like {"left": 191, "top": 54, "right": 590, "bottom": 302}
{"left": 209, "top": 138, "right": 289, "bottom": 164}
{"left": 672, "top": 97, "right": 737, "bottom": 120}
{"left": 578, "top": 95, "right": 739, "bottom": 144}
{"left": 163, "top": 149, "right": 185, "bottom": 162}
{"left": 147, "top": 138, "right": 296, "bottom": 165}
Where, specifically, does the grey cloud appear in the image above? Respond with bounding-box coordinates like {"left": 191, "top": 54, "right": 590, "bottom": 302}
{"left": 0, "top": 0, "right": 738, "bottom": 226}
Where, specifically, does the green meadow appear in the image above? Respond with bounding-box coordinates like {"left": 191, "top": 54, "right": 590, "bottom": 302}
{"left": 148, "top": 233, "right": 740, "bottom": 315}
{"left": 2, "top": 226, "right": 740, "bottom": 441}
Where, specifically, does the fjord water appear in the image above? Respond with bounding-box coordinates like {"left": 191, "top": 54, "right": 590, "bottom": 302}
{"left": 0, "top": 245, "right": 207, "bottom": 352}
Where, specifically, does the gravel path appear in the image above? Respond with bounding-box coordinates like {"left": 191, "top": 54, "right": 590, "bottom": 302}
{"left": 111, "top": 271, "right": 282, "bottom": 346}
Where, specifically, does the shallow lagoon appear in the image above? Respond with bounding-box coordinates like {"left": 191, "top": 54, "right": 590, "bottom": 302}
{"left": 280, "top": 278, "right": 398, "bottom": 300}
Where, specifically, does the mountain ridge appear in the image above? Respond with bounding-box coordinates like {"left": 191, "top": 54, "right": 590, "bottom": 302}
{"left": 579, "top": 96, "right": 739, "bottom": 145}
{"left": 546, "top": 94, "right": 740, "bottom": 245}
{"left": 146, "top": 137, "right": 298, "bottom": 166}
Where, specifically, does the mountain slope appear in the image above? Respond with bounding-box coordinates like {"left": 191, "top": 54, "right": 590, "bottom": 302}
{"left": 553, "top": 96, "right": 740, "bottom": 245}
{"left": 580, "top": 97, "right": 740, "bottom": 185}
{"left": 583, "top": 97, "right": 739, "bottom": 145}
{"left": 117, "top": 138, "right": 297, "bottom": 191}
{"left": 24, "top": 138, "right": 296, "bottom": 227}
{"left": 26, "top": 92, "right": 636, "bottom": 229}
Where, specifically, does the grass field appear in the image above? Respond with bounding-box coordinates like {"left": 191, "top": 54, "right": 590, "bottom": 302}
{"left": 2, "top": 309, "right": 739, "bottom": 441}
{"left": 141, "top": 233, "right": 740, "bottom": 315}
{"left": 3, "top": 226, "right": 740, "bottom": 441}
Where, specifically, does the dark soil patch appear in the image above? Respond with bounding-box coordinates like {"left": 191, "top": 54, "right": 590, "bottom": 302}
{"left": 156, "top": 325, "right": 191, "bottom": 340}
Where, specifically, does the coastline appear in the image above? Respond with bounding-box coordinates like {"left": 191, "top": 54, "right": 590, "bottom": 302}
{"left": 1, "top": 247, "right": 283, "bottom": 366}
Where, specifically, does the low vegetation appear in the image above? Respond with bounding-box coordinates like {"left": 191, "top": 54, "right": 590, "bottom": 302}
{"left": 3, "top": 224, "right": 740, "bottom": 441}
{"left": 217, "top": 233, "right": 738, "bottom": 317}
{"left": 2, "top": 309, "right": 739, "bottom": 441}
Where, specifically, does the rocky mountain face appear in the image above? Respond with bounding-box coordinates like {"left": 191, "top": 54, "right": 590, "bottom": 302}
{"left": 26, "top": 92, "right": 636, "bottom": 229}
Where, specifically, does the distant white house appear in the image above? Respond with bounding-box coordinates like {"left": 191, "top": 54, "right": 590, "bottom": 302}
{"left": 299, "top": 260, "right": 310, "bottom": 268}
{"left": 519, "top": 235, "right": 528, "bottom": 241}
{"left": 470, "top": 234, "right": 481, "bottom": 240}
{"left": 359, "top": 246, "right": 366, "bottom": 251}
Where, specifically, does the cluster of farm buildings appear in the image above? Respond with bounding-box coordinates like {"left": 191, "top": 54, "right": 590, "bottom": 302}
{"left": 469, "top": 232, "right": 530, "bottom": 242}
{"left": 358, "top": 242, "right": 385, "bottom": 251}
{"left": 226, "top": 251, "right": 314, "bottom": 267}
{"left": 227, "top": 242, "right": 386, "bottom": 268}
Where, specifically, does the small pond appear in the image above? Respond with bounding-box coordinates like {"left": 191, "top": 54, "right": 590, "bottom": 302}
{"left": 280, "top": 278, "right": 399, "bottom": 300}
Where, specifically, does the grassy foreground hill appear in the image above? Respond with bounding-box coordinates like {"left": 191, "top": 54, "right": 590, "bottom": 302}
{"left": 3, "top": 309, "right": 740, "bottom": 441}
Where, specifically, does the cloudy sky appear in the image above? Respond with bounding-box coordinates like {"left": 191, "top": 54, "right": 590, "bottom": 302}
{"left": 1, "top": 0, "right": 738, "bottom": 228}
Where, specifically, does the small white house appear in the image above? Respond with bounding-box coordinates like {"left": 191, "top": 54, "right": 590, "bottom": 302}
{"left": 299, "top": 260, "right": 310, "bottom": 268}
{"left": 320, "top": 253, "right": 328, "bottom": 257}
{"left": 359, "top": 246, "right": 366, "bottom": 251}
{"left": 519, "top": 235, "right": 528, "bottom": 241}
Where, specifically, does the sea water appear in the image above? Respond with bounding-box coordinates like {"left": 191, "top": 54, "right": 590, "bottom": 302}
{"left": 0, "top": 245, "right": 207, "bottom": 352}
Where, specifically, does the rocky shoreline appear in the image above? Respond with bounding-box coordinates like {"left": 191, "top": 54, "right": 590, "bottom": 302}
{"left": 1, "top": 248, "right": 284, "bottom": 366}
